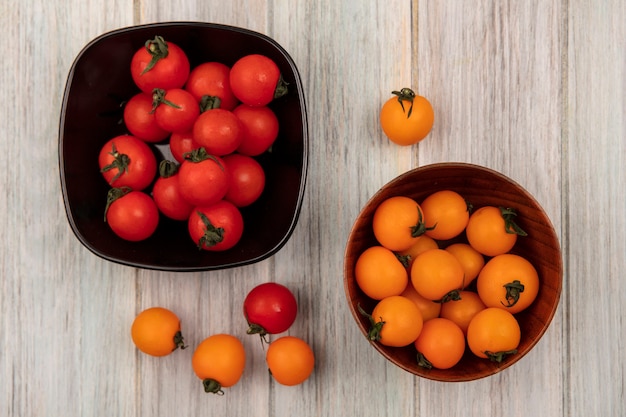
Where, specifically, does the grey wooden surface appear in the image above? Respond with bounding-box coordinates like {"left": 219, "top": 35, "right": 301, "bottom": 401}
{"left": 1, "top": 0, "right": 624, "bottom": 416}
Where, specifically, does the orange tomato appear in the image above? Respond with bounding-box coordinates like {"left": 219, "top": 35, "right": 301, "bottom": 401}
{"left": 445, "top": 243, "right": 485, "bottom": 287}
{"left": 410, "top": 249, "right": 465, "bottom": 301}
{"left": 477, "top": 253, "right": 539, "bottom": 314}
{"left": 420, "top": 190, "right": 470, "bottom": 240}
{"left": 365, "top": 295, "right": 423, "bottom": 347}
{"left": 414, "top": 318, "right": 466, "bottom": 370}
{"left": 439, "top": 290, "right": 486, "bottom": 334}
{"left": 466, "top": 206, "right": 527, "bottom": 256}
{"left": 397, "top": 234, "right": 439, "bottom": 270}
{"left": 131, "top": 307, "right": 186, "bottom": 357}
{"left": 355, "top": 245, "right": 408, "bottom": 300}
{"left": 192, "top": 334, "right": 246, "bottom": 394}
{"left": 380, "top": 88, "right": 434, "bottom": 146}
{"left": 466, "top": 307, "right": 521, "bottom": 362}
{"left": 266, "top": 336, "right": 315, "bottom": 386}
{"left": 372, "top": 196, "right": 428, "bottom": 251}
{"left": 400, "top": 282, "right": 441, "bottom": 321}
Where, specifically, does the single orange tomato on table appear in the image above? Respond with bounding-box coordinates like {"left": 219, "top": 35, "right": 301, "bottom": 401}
{"left": 380, "top": 88, "right": 434, "bottom": 146}
{"left": 131, "top": 307, "right": 186, "bottom": 357}
{"left": 266, "top": 336, "right": 315, "bottom": 386}
{"left": 192, "top": 334, "right": 246, "bottom": 394}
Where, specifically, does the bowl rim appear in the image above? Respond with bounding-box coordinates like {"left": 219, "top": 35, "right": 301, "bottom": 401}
{"left": 58, "top": 21, "right": 309, "bottom": 272}
{"left": 343, "top": 162, "right": 563, "bottom": 381}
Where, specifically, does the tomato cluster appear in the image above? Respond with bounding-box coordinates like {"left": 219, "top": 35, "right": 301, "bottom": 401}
{"left": 100, "top": 35, "right": 287, "bottom": 250}
{"left": 130, "top": 281, "right": 314, "bottom": 395}
{"left": 356, "top": 190, "right": 539, "bottom": 369}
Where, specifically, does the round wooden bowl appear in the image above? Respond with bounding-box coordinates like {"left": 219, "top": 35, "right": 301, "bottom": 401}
{"left": 343, "top": 163, "right": 562, "bottom": 382}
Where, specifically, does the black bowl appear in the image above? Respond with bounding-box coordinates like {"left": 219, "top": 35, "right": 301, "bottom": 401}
{"left": 59, "top": 22, "right": 308, "bottom": 271}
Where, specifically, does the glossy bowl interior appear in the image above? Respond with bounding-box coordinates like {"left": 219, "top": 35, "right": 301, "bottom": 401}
{"left": 344, "top": 163, "right": 562, "bottom": 381}
{"left": 59, "top": 22, "right": 307, "bottom": 271}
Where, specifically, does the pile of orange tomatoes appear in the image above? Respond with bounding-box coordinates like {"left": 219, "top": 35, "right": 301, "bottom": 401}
{"left": 355, "top": 190, "right": 539, "bottom": 370}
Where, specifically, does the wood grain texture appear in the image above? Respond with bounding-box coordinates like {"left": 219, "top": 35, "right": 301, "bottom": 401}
{"left": 1, "top": 0, "right": 625, "bottom": 416}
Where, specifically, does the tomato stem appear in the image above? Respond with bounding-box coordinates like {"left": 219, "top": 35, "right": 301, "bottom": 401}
{"left": 158, "top": 160, "right": 179, "bottom": 178}
{"left": 173, "top": 330, "right": 187, "bottom": 351}
{"left": 501, "top": 280, "right": 525, "bottom": 308}
{"left": 499, "top": 207, "right": 528, "bottom": 236}
{"left": 199, "top": 95, "right": 222, "bottom": 112}
{"left": 274, "top": 74, "right": 289, "bottom": 99}
{"left": 196, "top": 210, "right": 225, "bottom": 249}
{"left": 410, "top": 205, "right": 434, "bottom": 237}
{"left": 434, "top": 289, "right": 462, "bottom": 304}
{"left": 103, "top": 186, "right": 132, "bottom": 221}
{"left": 202, "top": 378, "right": 224, "bottom": 395}
{"left": 183, "top": 148, "right": 225, "bottom": 171}
{"left": 141, "top": 35, "right": 169, "bottom": 75}
{"left": 391, "top": 87, "right": 416, "bottom": 118}
{"left": 484, "top": 349, "right": 518, "bottom": 363}
{"left": 246, "top": 323, "right": 270, "bottom": 344}
{"left": 100, "top": 142, "right": 131, "bottom": 184}
{"left": 416, "top": 351, "right": 433, "bottom": 369}
{"left": 357, "top": 304, "right": 385, "bottom": 342}
{"left": 151, "top": 88, "right": 182, "bottom": 113}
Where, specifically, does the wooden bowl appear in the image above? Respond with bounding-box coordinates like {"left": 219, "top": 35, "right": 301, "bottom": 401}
{"left": 343, "top": 163, "right": 562, "bottom": 381}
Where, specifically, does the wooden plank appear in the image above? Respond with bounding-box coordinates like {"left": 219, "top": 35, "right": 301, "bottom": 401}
{"left": 566, "top": 1, "right": 626, "bottom": 415}
{"left": 416, "top": 2, "right": 564, "bottom": 416}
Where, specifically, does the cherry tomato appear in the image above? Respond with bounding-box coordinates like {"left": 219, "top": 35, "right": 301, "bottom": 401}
{"left": 420, "top": 190, "right": 470, "bottom": 240}
{"left": 104, "top": 187, "right": 159, "bottom": 241}
{"left": 410, "top": 248, "right": 465, "bottom": 301}
{"left": 445, "top": 243, "right": 485, "bottom": 288}
{"left": 266, "top": 336, "right": 315, "bottom": 386}
{"left": 169, "top": 130, "right": 200, "bottom": 164}
{"left": 466, "top": 206, "right": 528, "bottom": 256}
{"left": 243, "top": 282, "right": 298, "bottom": 338}
{"left": 354, "top": 245, "right": 408, "bottom": 300}
{"left": 232, "top": 104, "right": 280, "bottom": 156}
{"left": 131, "top": 307, "right": 186, "bottom": 357}
{"left": 414, "top": 318, "right": 465, "bottom": 370}
{"left": 372, "top": 196, "right": 429, "bottom": 252}
{"left": 192, "top": 334, "right": 246, "bottom": 394}
{"left": 130, "top": 36, "right": 190, "bottom": 94}
{"left": 222, "top": 154, "right": 266, "bottom": 207}
{"left": 153, "top": 88, "right": 200, "bottom": 133}
{"left": 98, "top": 134, "right": 157, "bottom": 191}
{"left": 362, "top": 295, "right": 424, "bottom": 347}
{"left": 188, "top": 200, "right": 244, "bottom": 251}
{"left": 185, "top": 61, "right": 239, "bottom": 111}
{"left": 177, "top": 148, "right": 229, "bottom": 206}
{"left": 123, "top": 92, "right": 170, "bottom": 143}
{"left": 380, "top": 88, "right": 434, "bottom": 146}
{"left": 467, "top": 307, "right": 521, "bottom": 362}
{"left": 439, "top": 290, "right": 486, "bottom": 334}
{"left": 151, "top": 160, "right": 194, "bottom": 221}
{"left": 229, "top": 54, "right": 288, "bottom": 106}
{"left": 192, "top": 108, "right": 243, "bottom": 156}
{"left": 476, "top": 253, "right": 539, "bottom": 314}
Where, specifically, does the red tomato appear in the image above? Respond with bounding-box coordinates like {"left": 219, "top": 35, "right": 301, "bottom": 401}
{"left": 98, "top": 134, "right": 157, "bottom": 191}
{"left": 243, "top": 282, "right": 297, "bottom": 338}
{"left": 130, "top": 36, "right": 190, "bottom": 94}
{"left": 153, "top": 88, "right": 200, "bottom": 133}
{"left": 188, "top": 201, "right": 244, "bottom": 251}
{"left": 229, "top": 54, "right": 288, "bottom": 106}
{"left": 152, "top": 160, "right": 194, "bottom": 221}
{"left": 177, "top": 149, "right": 229, "bottom": 206}
{"left": 185, "top": 62, "right": 239, "bottom": 111}
{"left": 169, "top": 130, "right": 200, "bottom": 164}
{"left": 192, "top": 108, "right": 243, "bottom": 156}
{"left": 123, "top": 92, "right": 170, "bottom": 143}
{"left": 233, "top": 104, "right": 279, "bottom": 156}
{"left": 105, "top": 188, "right": 159, "bottom": 241}
{"left": 223, "top": 154, "right": 266, "bottom": 207}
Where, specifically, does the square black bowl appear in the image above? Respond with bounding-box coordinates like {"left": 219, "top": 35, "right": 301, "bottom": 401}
{"left": 59, "top": 22, "right": 308, "bottom": 271}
